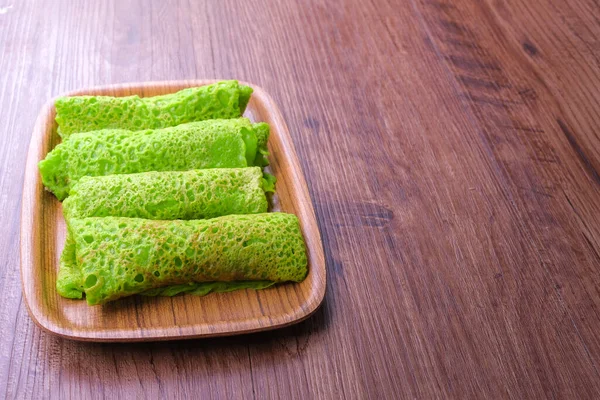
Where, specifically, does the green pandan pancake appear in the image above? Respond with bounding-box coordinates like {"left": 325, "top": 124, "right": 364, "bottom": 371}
{"left": 39, "top": 118, "right": 270, "bottom": 200}
{"left": 62, "top": 168, "right": 275, "bottom": 220}
{"left": 55, "top": 80, "right": 253, "bottom": 138}
{"left": 57, "top": 213, "right": 308, "bottom": 305}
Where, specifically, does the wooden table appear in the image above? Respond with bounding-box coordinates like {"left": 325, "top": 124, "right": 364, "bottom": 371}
{"left": 2, "top": 0, "right": 600, "bottom": 398}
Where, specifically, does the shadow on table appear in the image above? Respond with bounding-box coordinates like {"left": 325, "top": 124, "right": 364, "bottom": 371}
{"left": 51, "top": 294, "right": 330, "bottom": 380}
{"left": 170, "top": 294, "right": 328, "bottom": 351}
{"left": 151, "top": 294, "right": 330, "bottom": 351}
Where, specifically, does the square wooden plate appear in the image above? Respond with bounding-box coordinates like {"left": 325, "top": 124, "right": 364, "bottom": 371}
{"left": 20, "top": 80, "right": 326, "bottom": 342}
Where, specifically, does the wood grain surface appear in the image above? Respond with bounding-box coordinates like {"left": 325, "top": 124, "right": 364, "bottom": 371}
{"left": 21, "top": 80, "right": 325, "bottom": 341}
{"left": 2, "top": 0, "right": 600, "bottom": 398}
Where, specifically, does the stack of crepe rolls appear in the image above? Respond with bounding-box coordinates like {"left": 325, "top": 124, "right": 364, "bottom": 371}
{"left": 39, "top": 80, "right": 308, "bottom": 305}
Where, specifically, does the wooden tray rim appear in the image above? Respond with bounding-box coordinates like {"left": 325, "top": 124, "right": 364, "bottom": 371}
{"left": 20, "top": 79, "right": 326, "bottom": 342}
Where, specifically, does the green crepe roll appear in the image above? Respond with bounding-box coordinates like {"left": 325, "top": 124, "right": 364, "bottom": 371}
{"left": 55, "top": 80, "right": 253, "bottom": 138}
{"left": 39, "top": 118, "right": 270, "bottom": 200}
{"left": 57, "top": 213, "right": 308, "bottom": 305}
{"left": 62, "top": 168, "right": 276, "bottom": 220}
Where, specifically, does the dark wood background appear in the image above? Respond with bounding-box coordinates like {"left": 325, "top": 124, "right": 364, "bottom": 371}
{"left": 2, "top": 0, "right": 600, "bottom": 398}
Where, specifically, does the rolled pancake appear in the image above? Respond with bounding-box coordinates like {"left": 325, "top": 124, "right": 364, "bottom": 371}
{"left": 57, "top": 213, "right": 308, "bottom": 305}
{"left": 39, "top": 118, "right": 270, "bottom": 200}
{"left": 62, "top": 168, "right": 275, "bottom": 220}
{"left": 55, "top": 80, "right": 253, "bottom": 138}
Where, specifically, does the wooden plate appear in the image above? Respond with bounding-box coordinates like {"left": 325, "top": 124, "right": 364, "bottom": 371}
{"left": 20, "top": 80, "right": 326, "bottom": 342}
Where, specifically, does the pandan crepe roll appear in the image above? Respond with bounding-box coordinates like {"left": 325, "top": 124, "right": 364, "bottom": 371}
{"left": 62, "top": 168, "right": 276, "bottom": 220}
{"left": 39, "top": 118, "right": 270, "bottom": 200}
{"left": 56, "top": 213, "right": 308, "bottom": 305}
{"left": 55, "top": 80, "right": 253, "bottom": 138}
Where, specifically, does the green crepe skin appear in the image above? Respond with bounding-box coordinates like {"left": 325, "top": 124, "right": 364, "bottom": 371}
{"left": 56, "top": 213, "right": 308, "bottom": 305}
{"left": 56, "top": 232, "right": 84, "bottom": 299}
{"left": 39, "top": 118, "right": 270, "bottom": 200}
{"left": 141, "top": 281, "right": 275, "bottom": 297}
{"left": 62, "top": 167, "right": 274, "bottom": 220}
{"left": 55, "top": 80, "right": 253, "bottom": 138}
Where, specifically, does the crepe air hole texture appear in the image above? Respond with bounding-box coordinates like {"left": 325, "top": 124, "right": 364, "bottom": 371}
{"left": 54, "top": 81, "right": 253, "bottom": 138}
{"left": 84, "top": 274, "right": 97, "bottom": 288}
{"left": 39, "top": 119, "right": 270, "bottom": 200}
{"left": 59, "top": 214, "right": 308, "bottom": 304}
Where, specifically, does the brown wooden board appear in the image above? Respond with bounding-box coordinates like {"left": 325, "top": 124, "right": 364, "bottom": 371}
{"left": 4, "top": 0, "right": 600, "bottom": 397}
